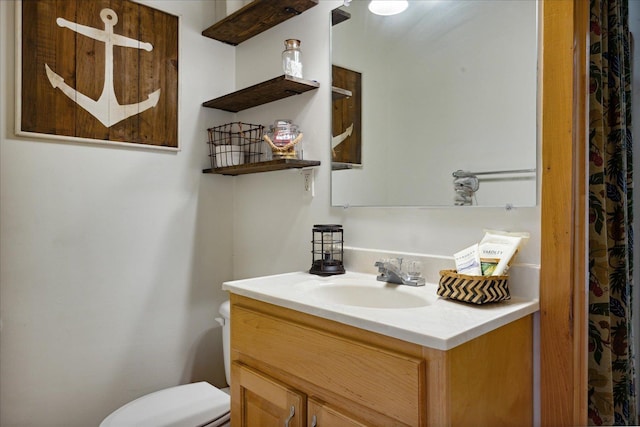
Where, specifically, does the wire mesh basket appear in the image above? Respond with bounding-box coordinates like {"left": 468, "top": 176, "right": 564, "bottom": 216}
{"left": 207, "top": 122, "right": 265, "bottom": 169}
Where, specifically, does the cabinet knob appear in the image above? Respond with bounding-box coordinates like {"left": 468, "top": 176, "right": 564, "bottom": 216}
{"left": 311, "top": 414, "right": 318, "bottom": 427}
{"left": 284, "top": 405, "right": 295, "bottom": 427}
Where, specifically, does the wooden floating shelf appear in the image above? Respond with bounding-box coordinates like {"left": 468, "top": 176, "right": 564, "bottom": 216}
{"left": 332, "top": 162, "right": 355, "bottom": 171}
{"left": 203, "top": 75, "right": 320, "bottom": 112}
{"left": 202, "top": 0, "right": 319, "bottom": 45}
{"left": 203, "top": 159, "right": 321, "bottom": 176}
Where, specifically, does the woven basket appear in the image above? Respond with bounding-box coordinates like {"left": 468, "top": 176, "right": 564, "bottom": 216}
{"left": 438, "top": 270, "right": 511, "bottom": 305}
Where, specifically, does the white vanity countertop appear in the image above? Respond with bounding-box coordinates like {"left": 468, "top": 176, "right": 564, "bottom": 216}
{"left": 222, "top": 271, "right": 539, "bottom": 351}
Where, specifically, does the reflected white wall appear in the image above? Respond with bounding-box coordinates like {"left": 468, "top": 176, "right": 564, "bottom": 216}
{"left": 331, "top": 0, "right": 537, "bottom": 207}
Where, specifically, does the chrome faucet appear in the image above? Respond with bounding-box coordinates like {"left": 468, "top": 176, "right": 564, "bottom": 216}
{"left": 374, "top": 258, "right": 425, "bottom": 286}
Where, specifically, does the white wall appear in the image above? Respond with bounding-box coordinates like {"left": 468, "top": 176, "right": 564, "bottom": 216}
{"left": 0, "top": 1, "right": 236, "bottom": 426}
{"left": 0, "top": 1, "right": 542, "bottom": 426}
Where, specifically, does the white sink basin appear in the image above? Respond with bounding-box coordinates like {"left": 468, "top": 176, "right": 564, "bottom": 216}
{"left": 223, "top": 271, "right": 540, "bottom": 350}
{"left": 308, "top": 281, "right": 431, "bottom": 309}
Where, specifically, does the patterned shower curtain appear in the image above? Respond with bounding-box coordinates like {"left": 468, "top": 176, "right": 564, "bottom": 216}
{"left": 588, "top": 0, "right": 636, "bottom": 425}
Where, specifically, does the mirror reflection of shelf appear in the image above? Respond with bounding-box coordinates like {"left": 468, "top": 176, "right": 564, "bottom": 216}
{"left": 332, "top": 86, "right": 352, "bottom": 101}
{"left": 331, "top": 8, "right": 351, "bottom": 26}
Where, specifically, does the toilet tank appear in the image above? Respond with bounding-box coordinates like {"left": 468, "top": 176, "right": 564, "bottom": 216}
{"left": 217, "top": 300, "right": 231, "bottom": 386}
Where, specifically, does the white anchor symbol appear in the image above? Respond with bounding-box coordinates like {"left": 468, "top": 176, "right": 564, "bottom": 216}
{"left": 45, "top": 8, "right": 161, "bottom": 128}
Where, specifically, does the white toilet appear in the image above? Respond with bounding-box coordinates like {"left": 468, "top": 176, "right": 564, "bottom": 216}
{"left": 100, "top": 301, "right": 232, "bottom": 427}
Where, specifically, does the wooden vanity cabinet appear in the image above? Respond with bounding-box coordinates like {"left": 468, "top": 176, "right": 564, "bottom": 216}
{"left": 230, "top": 294, "right": 533, "bottom": 426}
{"left": 233, "top": 363, "right": 305, "bottom": 426}
{"left": 233, "top": 363, "right": 366, "bottom": 427}
{"left": 307, "top": 398, "right": 370, "bottom": 426}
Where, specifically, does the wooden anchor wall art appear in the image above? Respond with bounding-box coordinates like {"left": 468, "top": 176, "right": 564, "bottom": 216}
{"left": 16, "top": 0, "right": 179, "bottom": 150}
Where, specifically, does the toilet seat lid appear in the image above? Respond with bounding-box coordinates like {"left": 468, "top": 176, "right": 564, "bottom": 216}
{"left": 100, "top": 382, "right": 230, "bottom": 427}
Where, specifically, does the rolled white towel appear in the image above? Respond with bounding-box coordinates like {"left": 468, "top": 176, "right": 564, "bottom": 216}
{"left": 453, "top": 175, "right": 478, "bottom": 205}
{"left": 453, "top": 176, "right": 479, "bottom": 192}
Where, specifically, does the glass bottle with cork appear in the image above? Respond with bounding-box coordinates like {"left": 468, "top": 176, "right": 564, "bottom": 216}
{"left": 282, "top": 39, "right": 303, "bottom": 78}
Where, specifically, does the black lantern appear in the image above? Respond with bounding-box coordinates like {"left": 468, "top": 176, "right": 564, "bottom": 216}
{"left": 310, "top": 224, "right": 345, "bottom": 276}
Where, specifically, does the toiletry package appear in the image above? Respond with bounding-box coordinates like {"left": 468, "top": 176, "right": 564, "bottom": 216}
{"left": 478, "top": 230, "right": 529, "bottom": 276}
{"left": 441, "top": 229, "right": 529, "bottom": 304}
{"left": 453, "top": 244, "right": 482, "bottom": 276}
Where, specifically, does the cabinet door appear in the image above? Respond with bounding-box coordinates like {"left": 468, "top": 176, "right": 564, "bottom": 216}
{"left": 308, "top": 398, "right": 368, "bottom": 427}
{"left": 232, "top": 362, "right": 305, "bottom": 427}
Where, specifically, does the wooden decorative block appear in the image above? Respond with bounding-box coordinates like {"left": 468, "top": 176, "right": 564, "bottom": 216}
{"left": 17, "top": 0, "right": 179, "bottom": 150}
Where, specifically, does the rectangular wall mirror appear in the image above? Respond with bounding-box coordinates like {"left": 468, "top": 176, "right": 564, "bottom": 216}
{"left": 330, "top": 0, "right": 538, "bottom": 208}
